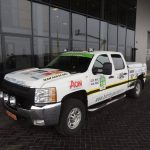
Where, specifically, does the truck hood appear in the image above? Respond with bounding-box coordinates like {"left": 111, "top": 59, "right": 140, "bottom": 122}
{"left": 4, "top": 68, "right": 70, "bottom": 88}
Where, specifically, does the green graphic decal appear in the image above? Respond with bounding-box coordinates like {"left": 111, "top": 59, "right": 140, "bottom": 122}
{"left": 99, "top": 75, "right": 106, "bottom": 90}
{"left": 61, "top": 52, "right": 94, "bottom": 58}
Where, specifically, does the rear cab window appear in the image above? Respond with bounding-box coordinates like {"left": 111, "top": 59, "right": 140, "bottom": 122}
{"left": 111, "top": 54, "right": 125, "bottom": 70}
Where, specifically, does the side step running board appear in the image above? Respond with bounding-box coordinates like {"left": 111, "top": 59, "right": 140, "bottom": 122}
{"left": 88, "top": 94, "right": 126, "bottom": 112}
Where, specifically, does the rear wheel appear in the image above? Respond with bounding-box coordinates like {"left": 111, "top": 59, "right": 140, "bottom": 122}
{"left": 56, "top": 98, "right": 86, "bottom": 136}
{"left": 127, "top": 79, "right": 142, "bottom": 99}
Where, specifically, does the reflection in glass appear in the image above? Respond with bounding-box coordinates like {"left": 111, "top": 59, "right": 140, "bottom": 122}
{"left": 118, "top": 26, "right": 126, "bottom": 56}
{"left": 4, "top": 36, "right": 32, "bottom": 71}
{"left": 87, "top": 18, "right": 99, "bottom": 43}
{"left": 87, "top": 42, "right": 99, "bottom": 50}
{"left": 100, "top": 21, "right": 107, "bottom": 50}
{"left": 34, "top": 37, "right": 49, "bottom": 67}
{"left": 126, "top": 30, "right": 135, "bottom": 61}
{"left": 108, "top": 24, "right": 117, "bottom": 51}
{"left": 73, "top": 41, "right": 86, "bottom": 51}
{"left": 71, "top": 0, "right": 86, "bottom": 14}
{"left": 51, "top": 40, "right": 69, "bottom": 58}
{"left": 51, "top": 8, "right": 69, "bottom": 39}
{"left": 1, "top": 0, "right": 31, "bottom": 34}
{"left": 72, "top": 14, "right": 86, "bottom": 41}
{"left": 33, "top": 3, "right": 49, "bottom": 37}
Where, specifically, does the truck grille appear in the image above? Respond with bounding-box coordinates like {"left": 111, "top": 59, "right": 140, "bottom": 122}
{"left": 1, "top": 80, "right": 35, "bottom": 109}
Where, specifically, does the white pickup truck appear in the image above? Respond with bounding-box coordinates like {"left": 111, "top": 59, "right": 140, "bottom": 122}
{"left": 0, "top": 51, "right": 147, "bottom": 135}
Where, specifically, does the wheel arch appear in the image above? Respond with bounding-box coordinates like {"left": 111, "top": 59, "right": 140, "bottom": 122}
{"left": 61, "top": 90, "right": 88, "bottom": 108}
{"left": 137, "top": 74, "right": 145, "bottom": 89}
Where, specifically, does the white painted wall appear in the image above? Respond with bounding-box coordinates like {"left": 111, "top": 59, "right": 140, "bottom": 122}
{"left": 135, "top": 0, "right": 150, "bottom": 64}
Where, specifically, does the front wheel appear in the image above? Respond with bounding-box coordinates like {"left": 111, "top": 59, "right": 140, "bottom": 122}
{"left": 127, "top": 79, "right": 142, "bottom": 99}
{"left": 56, "top": 98, "right": 86, "bottom": 136}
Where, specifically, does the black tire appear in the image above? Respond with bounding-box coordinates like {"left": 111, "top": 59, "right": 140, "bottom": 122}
{"left": 56, "top": 98, "right": 86, "bottom": 136}
{"left": 127, "top": 79, "right": 142, "bottom": 99}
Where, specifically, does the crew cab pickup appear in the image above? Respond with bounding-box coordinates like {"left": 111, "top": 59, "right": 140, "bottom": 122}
{"left": 0, "top": 51, "right": 147, "bottom": 135}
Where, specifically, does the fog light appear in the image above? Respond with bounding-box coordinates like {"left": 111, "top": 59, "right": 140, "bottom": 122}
{"left": 4, "top": 94, "right": 9, "bottom": 102}
{"left": 0, "top": 91, "right": 3, "bottom": 98}
{"left": 33, "top": 120, "right": 45, "bottom": 126}
{"left": 10, "top": 96, "right": 16, "bottom": 106}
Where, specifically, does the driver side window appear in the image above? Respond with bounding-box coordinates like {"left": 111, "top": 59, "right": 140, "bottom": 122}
{"left": 93, "top": 54, "right": 110, "bottom": 73}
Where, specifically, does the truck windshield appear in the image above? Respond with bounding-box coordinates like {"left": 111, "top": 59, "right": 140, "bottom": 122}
{"left": 47, "top": 54, "right": 93, "bottom": 73}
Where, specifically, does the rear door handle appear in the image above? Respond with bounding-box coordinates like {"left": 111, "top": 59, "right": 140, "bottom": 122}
{"left": 109, "top": 76, "right": 114, "bottom": 79}
{"left": 123, "top": 73, "right": 128, "bottom": 75}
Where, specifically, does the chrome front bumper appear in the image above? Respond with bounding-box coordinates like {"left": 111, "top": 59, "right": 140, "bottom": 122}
{"left": 1, "top": 98, "right": 61, "bottom": 126}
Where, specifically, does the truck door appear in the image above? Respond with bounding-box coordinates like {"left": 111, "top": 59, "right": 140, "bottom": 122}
{"left": 109, "top": 54, "right": 128, "bottom": 97}
{"left": 87, "top": 54, "right": 115, "bottom": 106}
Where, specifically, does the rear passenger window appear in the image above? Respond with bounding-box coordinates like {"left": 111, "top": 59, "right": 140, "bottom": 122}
{"left": 111, "top": 54, "right": 125, "bottom": 70}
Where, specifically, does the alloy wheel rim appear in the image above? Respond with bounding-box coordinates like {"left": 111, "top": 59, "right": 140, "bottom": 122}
{"left": 67, "top": 108, "right": 82, "bottom": 130}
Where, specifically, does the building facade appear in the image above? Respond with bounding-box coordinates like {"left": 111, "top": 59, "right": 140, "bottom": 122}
{"left": 0, "top": 0, "right": 137, "bottom": 80}
{"left": 135, "top": 0, "right": 150, "bottom": 70}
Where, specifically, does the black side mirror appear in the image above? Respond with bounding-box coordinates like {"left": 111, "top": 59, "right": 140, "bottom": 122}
{"left": 92, "top": 67, "right": 99, "bottom": 75}
{"left": 103, "top": 62, "right": 112, "bottom": 75}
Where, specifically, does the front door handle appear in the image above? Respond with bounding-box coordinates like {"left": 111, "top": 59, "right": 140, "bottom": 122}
{"left": 109, "top": 76, "right": 114, "bottom": 79}
{"left": 123, "top": 73, "right": 128, "bottom": 75}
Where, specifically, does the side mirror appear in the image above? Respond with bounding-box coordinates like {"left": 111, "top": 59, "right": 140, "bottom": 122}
{"left": 102, "top": 63, "right": 112, "bottom": 75}
{"left": 92, "top": 67, "right": 99, "bottom": 75}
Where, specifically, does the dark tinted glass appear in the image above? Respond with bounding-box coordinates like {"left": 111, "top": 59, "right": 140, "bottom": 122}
{"left": 87, "top": 0, "right": 100, "bottom": 18}
{"left": 51, "top": 0, "right": 70, "bottom": 9}
{"left": 104, "top": 0, "right": 118, "bottom": 24}
{"left": 71, "top": 0, "right": 86, "bottom": 14}
{"left": 47, "top": 56, "right": 92, "bottom": 73}
{"left": 111, "top": 54, "right": 125, "bottom": 70}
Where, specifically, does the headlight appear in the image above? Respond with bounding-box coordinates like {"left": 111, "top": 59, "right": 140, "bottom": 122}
{"left": 35, "top": 88, "right": 57, "bottom": 104}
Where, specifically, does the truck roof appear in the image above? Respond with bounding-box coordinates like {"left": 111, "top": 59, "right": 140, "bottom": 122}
{"left": 64, "top": 50, "right": 122, "bottom": 56}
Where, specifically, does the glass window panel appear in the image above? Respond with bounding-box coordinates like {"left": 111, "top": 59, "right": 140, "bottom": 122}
{"left": 87, "top": 18, "right": 99, "bottom": 43}
{"left": 51, "top": 8, "right": 69, "bottom": 39}
{"left": 126, "top": 29, "right": 135, "bottom": 61}
{"left": 4, "top": 36, "right": 32, "bottom": 71}
{"left": 51, "top": 0, "right": 70, "bottom": 9}
{"left": 34, "top": 37, "right": 49, "bottom": 67}
{"left": 111, "top": 54, "right": 125, "bottom": 70}
{"left": 0, "top": 35, "right": 3, "bottom": 81}
{"left": 108, "top": 24, "right": 117, "bottom": 51}
{"left": 1, "top": 0, "right": 31, "bottom": 34}
{"left": 100, "top": 21, "right": 107, "bottom": 51}
{"left": 33, "top": 3, "right": 49, "bottom": 37}
{"left": 118, "top": 26, "right": 126, "bottom": 56}
{"left": 87, "top": 0, "right": 100, "bottom": 18}
{"left": 51, "top": 40, "right": 69, "bottom": 58}
{"left": 72, "top": 14, "right": 86, "bottom": 41}
{"left": 73, "top": 41, "right": 86, "bottom": 50}
{"left": 148, "top": 32, "right": 150, "bottom": 49}
{"left": 71, "top": 0, "right": 86, "bottom": 14}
